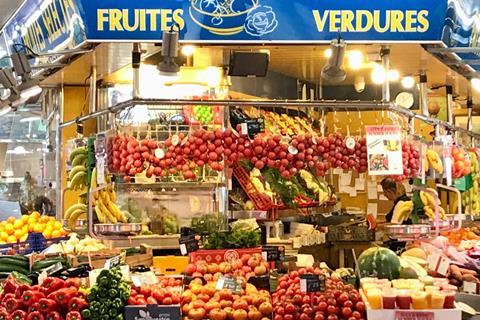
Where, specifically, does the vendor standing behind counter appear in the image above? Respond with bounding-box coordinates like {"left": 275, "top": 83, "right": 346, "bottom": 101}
{"left": 381, "top": 178, "right": 411, "bottom": 253}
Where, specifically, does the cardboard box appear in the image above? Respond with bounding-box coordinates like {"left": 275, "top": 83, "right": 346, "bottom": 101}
{"left": 68, "top": 245, "right": 152, "bottom": 269}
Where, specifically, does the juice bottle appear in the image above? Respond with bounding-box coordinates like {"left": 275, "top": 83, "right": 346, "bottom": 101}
{"left": 443, "top": 290, "right": 456, "bottom": 309}
{"left": 396, "top": 290, "right": 411, "bottom": 309}
{"left": 431, "top": 291, "right": 446, "bottom": 309}
{"left": 411, "top": 291, "right": 428, "bottom": 309}
{"left": 367, "top": 288, "right": 382, "bottom": 309}
{"left": 382, "top": 288, "right": 396, "bottom": 309}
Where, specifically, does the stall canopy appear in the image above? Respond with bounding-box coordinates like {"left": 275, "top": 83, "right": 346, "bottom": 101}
{"left": 0, "top": 0, "right": 456, "bottom": 56}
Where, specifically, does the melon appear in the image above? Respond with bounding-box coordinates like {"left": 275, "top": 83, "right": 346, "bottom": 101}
{"left": 358, "top": 247, "right": 401, "bottom": 280}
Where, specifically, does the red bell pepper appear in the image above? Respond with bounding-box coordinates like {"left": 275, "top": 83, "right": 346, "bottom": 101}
{"left": 65, "top": 278, "right": 80, "bottom": 289}
{"left": 11, "top": 310, "right": 27, "bottom": 320}
{"left": 47, "top": 287, "right": 76, "bottom": 307}
{"left": 26, "top": 311, "right": 44, "bottom": 320}
{"left": 4, "top": 297, "right": 21, "bottom": 312}
{"left": 28, "top": 302, "right": 41, "bottom": 313}
{"left": 14, "top": 284, "right": 30, "bottom": 299}
{"left": 38, "top": 298, "right": 57, "bottom": 313}
{"left": 1, "top": 293, "right": 16, "bottom": 306}
{"left": 46, "top": 312, "right": 62, "bottom": 320}
{"left": 65, "top": 311, "right": 82, "bottom": 320}
{"left": 0, "top": 307, "right": 9, "bottom": 320}
{"left": 67, "top": 297, "right": 87, "bottom": 312}
{"left": 41, "top": 278, "right": 65, "bottom": 295}
{"left": 21, "top": 290, "right": 45, "bottom": 307}
{"left": 3, "top": 278, "right": 19, "bottom": 294}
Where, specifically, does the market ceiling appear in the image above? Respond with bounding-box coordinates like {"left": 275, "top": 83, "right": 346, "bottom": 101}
{"left": 0, "top": 0, "right": 23, "bottom": 30}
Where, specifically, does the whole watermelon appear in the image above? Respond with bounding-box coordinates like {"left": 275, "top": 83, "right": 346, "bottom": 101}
{"left": 358, "top": 247, "right": 401, "bottom": 280}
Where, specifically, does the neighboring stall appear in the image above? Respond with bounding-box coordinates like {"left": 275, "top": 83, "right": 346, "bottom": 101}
{"left": 0, "top": 1, "right": 479, "bottom": 320}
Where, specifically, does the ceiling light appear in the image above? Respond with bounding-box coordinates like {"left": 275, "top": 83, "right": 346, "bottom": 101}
{"left": 348, "top": 51, "right": 363, "bottom": 70}
{"left": 19, "top": 116, "right": 41, "bottom": 122}
{"left": 0, "top": 106, "right": 12, "bottom": 117}
{"left": 181, "top": 45, "right": 196, "bottom": 57}
{"left": 388, "top": 70, "right": 400, "bottom": 82}
{"left": 471, "top": 78, "right": 480, "bottom": 92}
{"left": 324, "top": 48, "right": 332, "bottom": 58}
{"left": 371, "top": 64, "right": 386, "bottom": 84}
{"left": 401, "top": 76, "right": 415, "bottom": 89}
{"left": 20, "top": 84, "right": 41, "bottom": 99}
{"left": 158, "top": 26, "right": 180, "bottom": 76}
{"left": 321, "top": 38, "right": 347, "bottom": 83}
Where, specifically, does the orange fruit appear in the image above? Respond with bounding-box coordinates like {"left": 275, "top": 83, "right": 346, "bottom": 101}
{"left": 4, "top": 224, "right": 14, "bottom": 235}
{"left": 0, "top": 232, "right": 8, "bottom": 241}
{"left": 7, "top": 217, "right": 16, "bottom": 224}
{"left": 51, "top": 230, "right": 61, "bottom": 238}
{"left": 31, "top": 211, "right": 40, "bottom": 218}
{"left": 33, "top": 224, "right": 44, "bottom": 233}
{"left": 14, "top": 230, "right": 23, "bottom": 240}
{"left": 53, "top": 221, "right": 62, "bottom": 230}
{"left": 13, "top": 220, "right": 23, "bottom": 229}
{"left": 6, "top": 235, "right": 16, "bottom": 243}
{"left": 20, "top": 215, "right": 29, "bottom": 222}
{"left": 0, "top": 221, "right": 6, "bottom": 227}
{"left": 39, "top": 216, "right": 49, "bottom": 224}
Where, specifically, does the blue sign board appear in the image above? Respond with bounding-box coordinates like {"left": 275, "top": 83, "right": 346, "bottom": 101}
{"left": 1, "top": 0, "right": 449, "bottom": 54}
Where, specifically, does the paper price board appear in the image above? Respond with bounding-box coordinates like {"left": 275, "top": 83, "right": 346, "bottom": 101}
{"left": 216, "top": 276, "right": 242, "bottom": 294}
{"left": 365, "top": 125, "right": 403, "bottom": 175}
{"left": 262, "top": 246, "right": 284, "bottom": 262}
{"left": 125, "top": 305, "right": 181, "bottom": 320}
{"left": 300, "top": 274, "right": 325, "bottom": 293}
{"left": 179, "top": 234, "right": 199, "bottom": 256}
{"left": 104, "top": 251, "right": 126, "bottom": 269}
{"left": 395, "top": 311, "right": 434, "bottom": 320}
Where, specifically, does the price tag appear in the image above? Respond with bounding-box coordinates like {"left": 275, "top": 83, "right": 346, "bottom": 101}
{"left": 293, "top": 237, "right": 301, "bottom": 249}
{"left": 463, "top": 281, "right": 477, "bottom": 294}
{"left": 155, "top": 148, "right": 165, "bottom": 159}
{"left": 300, "top": 274, "right": 325, "bottom": 293}
{"left": 131, "top": 271, "right": 158, "bottom": 287}
{"left": 427, "top": 253, "right": 450, "bottom": 276}
{"left": 262, "top": 246, "right": 284, "bottom": 262}
{"left": 181, "top": 136, "right": 188, "bottom": 146}
{"left": 395, "top": 311, "right": 434, "bottom": 320}
{"left": 104, "top": 251, "right": 126, "bottom": 269}
{"left": 171, "top": 134, "right": 179, "bottom": 146}
{"left": 288, "top": 145, "right": 299, "bottom": 155}
{"left": 38, "top": 262, "right": 64, "bottom": 285}
{"left": 345, "top": 137, "right": 356, "bottom": 150}
{"left": 215, "top": 276, "right": 242, "bottom": 294}
{"left": 178, "top": 235, "right": 199, "bottom": 256}
{"left": 240, "top": 123, "right": 248, "bottom": 135}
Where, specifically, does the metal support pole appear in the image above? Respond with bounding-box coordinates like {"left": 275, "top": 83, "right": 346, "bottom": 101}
{"left": 132, "top": 44, "right": 141, "bottom": 99}
{"left": 89, "top": 66, "right": 97, "bottom": 114}
{"left": 381, "top": 46, "right": 390, "bottom": 103}
{"left": 55, "top": 88, "right": 63, "bottom": 219}
{"left": 468, "top": 97, "right": 474, "bottom": 146}
{"left": 446, "top": 86, "right": 454, "bottom": 125}
{"left": 419, "top": 73, "right": 428, "bottom": 116}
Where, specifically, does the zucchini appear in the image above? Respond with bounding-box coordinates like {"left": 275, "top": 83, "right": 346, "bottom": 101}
{"left": 0, "top": 265, "right": 29, "bottom": 275}
{"left": 0, "top": 255, "right": 29, "bottom": 262}
{"left": 32, "top": 258, "right": 68, "bottom": 272}
{"left": 0, "top": 257, "right": 29, "bottom": 269}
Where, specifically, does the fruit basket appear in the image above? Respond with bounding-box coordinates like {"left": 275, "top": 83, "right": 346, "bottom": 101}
{"left": 0, "top": 232, "right": 69, "bottom": 255}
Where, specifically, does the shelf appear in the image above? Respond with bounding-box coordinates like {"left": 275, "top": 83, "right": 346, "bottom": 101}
{"left": 102, "top": 234, "right": 180, "bottom": 250}
{"left": 116, "top": 182, "right": 226, "bottom": 191}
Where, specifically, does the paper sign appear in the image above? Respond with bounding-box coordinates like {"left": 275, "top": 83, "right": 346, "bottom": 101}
{"left": 355, "top": 178, "right": 365, "bottom": 190}
{"left": 131, "top": 271, "right": 158, "bottom": 287}
{"left": 349, "top": 188, "right": 357, "bottom": 197}
{"left": 367, "top": 203, "right": 378, "bottom": 217}
{"left": 366, "top": 125, "right": 403, "bottom": 175}
{"left": 39, "top": 262, "right": 64, "bottom": 285}
{"left": 216, "top": 276, "right": 242, "bottom": 294}
{"left": 333, "top": 168, "right": 342, "bottom": 175}
{"left": 179, "top": 235, "right": 199, "bottom": 256}
{"left": 368, "top": 187, "right": 378, "bottom": 200}
{"left": 427, "top": 254, "right": 450, "bottom": 276}
{"left": 340, "top": 173, "right": 352, "bottom": 186}
{"left": 104, "top": 251, "right": 126, "bottom": 269}
{"left": 300, "top": 274, "right": 325, "bottom": 293}
{"left": 463, "top": 281, "right": 477, "bottom": 294}
{"left": 262, "top": 246, "right": 284, "bottom": 262}
{"left": 124, "top": 305, "right": 181, "bottom": 320}
{"left": 395, "top": 311, "right": 434, "bottom": 320}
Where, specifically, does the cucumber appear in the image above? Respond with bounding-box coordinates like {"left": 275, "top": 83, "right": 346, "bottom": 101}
{"left": 0, "top": 257, "right": 29, "bottom": 269}
{"left": 0, "top": 265, "right": 29, "bottom": 275}
{"left": 32, "top": 258, "right": 68, "bottom": 272}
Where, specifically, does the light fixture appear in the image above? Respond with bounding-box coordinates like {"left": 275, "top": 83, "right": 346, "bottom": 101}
{"left": 11, "top": 52, "right": 31, "bottom": 81}
{"left": 20, "top": 85, "right": 42, "bottom": 99}
{"left": 324, "top": 48, "right": 332, "bottom": 58}
{"left": 19, "top": 116, "right": 41, "bottom": 122}
{"left": 388, "top": 70, "right": 400, "bottom": 82}
{"left": 401, "top": 76, "right": 415, "bottom": 89}
{"left": 0, "top": 106, "right": 12, "bottom": 117}
{"left": 371, "top": 64, "right": 386, "bottom": 84}
{"left": 181, "top": 45, "right": 196, "bottom": 57}
{"left": 321, "top": 38, "right": 347, "bottom": 83}
{"left": 354, "top": 76, "right": 365, "bottom": 93}
{"left": 158, "top": 25, "right": 180, "bottom": 76}
{"left": 348, "top": 51, "right": 363, "bottom": 70}
{"left": 0, "top": 68, "right": 19, "bottom": 100}
{"left": 471, "top": 78, "right": 480, "bottom": 92}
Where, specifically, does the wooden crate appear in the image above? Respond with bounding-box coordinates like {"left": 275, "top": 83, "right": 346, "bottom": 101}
{"left": 68, "top": 245, "right": 152, "bottom": 269}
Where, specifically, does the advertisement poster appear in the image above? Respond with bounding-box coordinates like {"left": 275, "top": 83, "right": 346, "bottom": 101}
{"left": 366, "top": 125, "right": 403, "bottom": 176}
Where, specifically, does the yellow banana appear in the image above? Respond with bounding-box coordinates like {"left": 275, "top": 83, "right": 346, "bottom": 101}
{"left": 426, "top": 149, "right": 443, "bottom": 174}
{"left": 68, "top": 209, "right": 86, "bottom": 229}
{"left": 94, "top": 206, "right": 106, "bottom": 223}
{"left": 69, "top": 166, "right": 86, "bottom": 181}
{"left": 64, "top": 203, "right": 87, "bottom": 220}
{"left": 72, "top": 154, "right": 87, "bottom": 167}
{"left": 98, "top": 197, "right": 117, "bottom": 223}
{"left": 419, "top": 191, "right": 429, "bottom": 207}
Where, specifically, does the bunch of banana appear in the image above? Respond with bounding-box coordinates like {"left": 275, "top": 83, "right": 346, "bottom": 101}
{"left": 68, "top": 147, "right": 88, "bottom": 190}
{"left": 64, "top": 202, "right": 87, "bottom": 230}
{"left": 90, "top": 168, "right": 127, "bottom": 224}
{"left": 426, "top": 149, "right": 443, "bottom": 174}
{"left": 420, "top": 189, "right": 447, "bottom": 220}
{"left": 462, "top": 177, "right": 480, "bottom": 215}
{"left": 391, "top": 200, "right": 413, "bottom": 224}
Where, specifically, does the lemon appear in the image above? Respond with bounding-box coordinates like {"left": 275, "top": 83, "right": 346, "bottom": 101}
{"left": 53, "top": 221, "right": 62, "bottom": 230}
{"left": 20, "top": 235, "right": 27, "bottom": 242}
{"left": 33, "top": 224, "right": 45, "bottom": 233}
{"left": 43, "top": 229, "right": 52, "bottom": 239}
{"left": 7, "top": 235, "right": 16, "bottom": 243}
{"left": 51, "top": 230, "right": 61, "bottom": 238}
{"left": 31, "top": 211, "right": 40, "bottom": 218}
{"left": 20, "top": 215, "right": 29, "bottom": 222}
{"left": 39, "top": 216, "right": 49, "bottom": 224}
{"left": 27, "top": 217, "right": 37, "bottom": 225}
{"left": 22, "top": 226, "right": 28, "bottom": 234}
{"left": 7, "top": 217, "right": 16, "bottom": 224}
{"left": 0, "top": 221, "right": 7, "bottom": 227}
{"left": 0, "top": 232, "right": 8, "bottom": 241}
{"left": 13, "top": 220, "right": 23, "bottom": 229}
{"left": 14, "top": 230, "right": 23, "bottom": 240}
{"left": 4, "top": 224, "right": 14, "bottom": 235}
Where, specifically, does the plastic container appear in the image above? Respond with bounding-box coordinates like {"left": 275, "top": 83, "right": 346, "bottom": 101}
{"left": 430, "top": 291, "right": 445, "bottom": 309}
{"left": 396, "top": 290, "right": 411, "bottom": 309}
{"left": 443, "top": 290, "right": 455, "bottom": 309}
{"left": 411, "top": 291, "right": 428, "bottom": 309}
{"left": 366, "top": 288, "right": 382, "bottom": 309}
{"left": 382, "top": 288, "right": 396, "bottom": 309}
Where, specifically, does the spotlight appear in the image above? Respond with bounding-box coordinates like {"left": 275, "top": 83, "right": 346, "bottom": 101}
{"left": 472, "top": 78, "right": 480, "bottom": 92}
{"left": 158, "top": 25, "right": 180, "bottom": 76}
{"left": 388, "top": 70, "right": 400, "bottom": 82}
{"left": 181, "top": 45, "right": 196, "bottom": 57}
{"left": 401, "top": 76, "right": 415, "bottom": 89}
{"left": 324, "top": 48, "right": 332, "bottom": 58}
{"left": 371, "top": 64, "right": 386, "bottom": 84}
{"left": 321, "top": 38, "right": 346, "bottom": 83}
{"left": 348, "top": 51, "right": 363, "bottom": 70}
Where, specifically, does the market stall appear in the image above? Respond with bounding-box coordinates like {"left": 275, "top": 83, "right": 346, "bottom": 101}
{"left": 0, "top": 0, "right": 480, "bottom": 320}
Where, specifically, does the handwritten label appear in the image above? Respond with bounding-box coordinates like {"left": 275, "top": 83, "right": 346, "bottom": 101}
{"left": 216, "top": 276, "right": 242, "bottom": 294}
{"left": 178, "top": 235, "right": 199, "bottom": 256}
{"left": 300, "top": 274, "right": 325, "bottom": 293}
{"left": 395, "top": 311, "right": 434, "bottom": 320}
{"left": 104, "top": 251, "right": 126, "bottom": 269}
{"left": 262, "top": 246, "right": 284, "bottom": 262}
{"left": 463, "top": 281, "right": 477, "bottom": 294}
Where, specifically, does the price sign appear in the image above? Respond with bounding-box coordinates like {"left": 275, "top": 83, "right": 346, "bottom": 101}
{"left": 178, "top": 235, "right": 199, "bottom": 256}
{"left": 216, "top": 276, "right": 242, "bottom": 294}
{"left": 104, "top": 251, "right": 126, "bottom": 269}
{"left": 395, "top": 311, "right": 434, "bottom": 320}
{"left": 39, "top": 262, "right": 64, "bottom": 285}
{"left": 300, "top": 274, "right": 325, "bottom": 293}
{"left": 262, "top": 246, "right": 284, "bottom": 262}
{"left": 463, "top": 281, "right": 477, "bottom": 294}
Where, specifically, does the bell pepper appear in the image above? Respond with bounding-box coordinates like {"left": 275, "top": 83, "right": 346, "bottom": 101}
{"left": 47, "top": 287, "right": 76, "bottom": 307}
{"left": 0, "top": 307, "right": 9, "bottom": 320}
{"left": 21, "top": 290, "right": 45, "bottom": 307}
{"left": 66, "top": 278, "right": 81, "bottom": 289}
{"left": 28, "top": 302, "right": 41, "bottom": 313}
{"left": 3, "top": 278, "right": 18, "bottom": 294}
{"left": 41, "top": 278, "right": 65, "bottom": 295}
{"left": 80, "top": 309, "right": 91, "bottom": 319}
{"left": 11, "top": 310, "right": 27, "bottom": 320}
{"left": 65, "top": 311, "right": 82, "bottom": 320}
{"left": 1, "top": 293, "right": 16, "bottom": 306}
{"left": 38, "top": 298, "right": 57, "bottom": 313}
{"left": 15, "top": 284, "right": 30, "bottom": 299}
{"left": 26, "top": 311, "right": 44, "bottom": 320}
{"left": 68, "top": 297, "right": 88, "bottom": 312}
{"left": 46, "top": 312, "right": 62, "bottom": 320}
{"left": 108, "top": 288, "right": 117, "bottom": 298}
{"left": 4, "top": 297, "right": 21, "bottom": 312}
